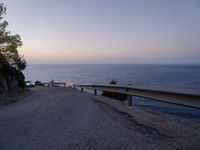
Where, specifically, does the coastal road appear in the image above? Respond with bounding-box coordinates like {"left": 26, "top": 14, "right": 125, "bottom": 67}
{"left": 0, "top": 87, "right": 199, "bottom": 150}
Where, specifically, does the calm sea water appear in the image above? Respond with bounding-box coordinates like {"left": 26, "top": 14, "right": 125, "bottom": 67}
{"left": 24, "top": 64, "right": 200, "bottom": 122}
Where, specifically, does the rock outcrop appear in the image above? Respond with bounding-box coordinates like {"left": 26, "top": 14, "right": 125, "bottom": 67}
{"left": 0, "top": 74, "right": 22, "bottom": 94}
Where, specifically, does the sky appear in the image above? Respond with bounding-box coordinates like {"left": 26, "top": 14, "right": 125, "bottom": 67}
{"left": 2, "top": 0, "right": 200, "bottom": 64}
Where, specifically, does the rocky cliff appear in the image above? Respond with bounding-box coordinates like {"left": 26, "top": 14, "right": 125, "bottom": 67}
{"left": 0, "top": 73, "right": 22, "bottom": 95}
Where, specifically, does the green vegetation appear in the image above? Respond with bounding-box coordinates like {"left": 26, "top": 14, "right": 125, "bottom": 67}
{"left": 101, "top": 79, "right": 128, "bottom": 101}
{"left": 0, "top": 3, "right": 26, "bottom": 89}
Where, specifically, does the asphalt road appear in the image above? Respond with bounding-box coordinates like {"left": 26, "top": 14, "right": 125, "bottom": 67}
{"left": 0, "top": 87, "right": 199, "bottom": 150}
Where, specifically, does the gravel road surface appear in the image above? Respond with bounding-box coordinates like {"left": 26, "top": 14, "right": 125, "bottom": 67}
{"left": 0, "top": 87, "right": 199, "bottom": 150}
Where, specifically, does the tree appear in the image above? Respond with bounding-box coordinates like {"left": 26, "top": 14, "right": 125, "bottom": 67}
{"left": 13, "top": 54, "right": 27, "bottom": 71}
{"left": 0, "top": 3, "right": 26, "bottom": 89}
{"left": 0, "top": 3, "right": 26, "bottom": 71}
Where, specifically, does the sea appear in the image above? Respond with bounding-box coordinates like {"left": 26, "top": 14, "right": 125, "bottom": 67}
{"left": 24, "top": 64, "right": 200, "bottom": 123}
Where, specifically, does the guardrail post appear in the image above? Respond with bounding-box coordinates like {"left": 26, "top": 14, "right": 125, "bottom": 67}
{"left": 81, "top": 88, "right": 83, "bottom": 92}
{"left": 128, "top": 95, "right": 132, "bottom": 106}
{"left": 94, "top": 89, "right": 97, "bottom": 96}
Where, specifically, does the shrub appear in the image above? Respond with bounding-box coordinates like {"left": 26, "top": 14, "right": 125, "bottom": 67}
{"left": 0, "top": 54, "right": 25, "bottom": 89}
{"left": 101, "top": 79, "right": 128, "bottom": 101}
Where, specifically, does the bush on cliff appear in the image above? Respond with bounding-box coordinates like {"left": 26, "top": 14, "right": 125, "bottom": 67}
{"left": 0, "top": 54, "right": 25, "bottom": 89}
{"left": 101, "top": 79, "right": 128, "bottom": 101}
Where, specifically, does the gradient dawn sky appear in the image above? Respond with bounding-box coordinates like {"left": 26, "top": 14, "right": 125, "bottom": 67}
{"left": 2, "top": 0, "right": 200, "bottom": 64}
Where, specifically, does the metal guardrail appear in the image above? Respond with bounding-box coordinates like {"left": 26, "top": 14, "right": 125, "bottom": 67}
{"left": 42, "top": 82, "right": 67, "bottom": 87}
{"left": 74, "top": 84, "right": 200, "bottom": 108}
{"left": 42, "top": 82, "right": 73, "bottom": 87}
{"left": 40, "top": 82, "right": 200, "bottom": 108}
